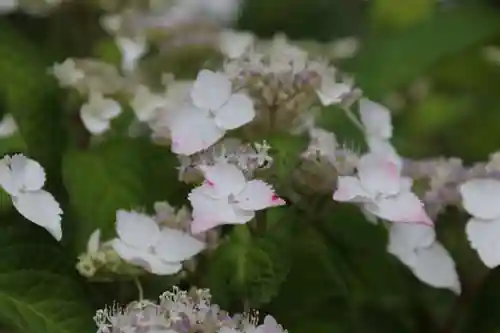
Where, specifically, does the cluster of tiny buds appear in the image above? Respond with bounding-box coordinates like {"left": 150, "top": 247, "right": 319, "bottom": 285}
{"left": 95, "top": 287, "right": 286, "bottom": 333}
{"left": 402, "top": 152, "right": 500, "bottom": 218}
{"left": 177, "top": 138, "right": 273, "bottom": 183}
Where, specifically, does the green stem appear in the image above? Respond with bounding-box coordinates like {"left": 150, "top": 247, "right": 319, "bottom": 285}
{"left": 133, "top": 277, "right": 144, "bottom": 301}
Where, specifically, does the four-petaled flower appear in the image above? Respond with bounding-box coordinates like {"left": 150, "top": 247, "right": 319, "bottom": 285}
{"left": 80, "top": 91, "right": 122, "bottom": 135}
{"left": 188, "top": 161, "right": 286, "bottom": 233}
{"left": 333, "top": 152, "right": 432, "bottom": 225}
{"left": 169, "top": 69, "right": 255, "bottom": 156}
{"left": 112, "top": 210, "right": 205, "bottom": 275}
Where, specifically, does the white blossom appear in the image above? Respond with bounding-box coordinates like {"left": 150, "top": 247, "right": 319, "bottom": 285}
{"left": 169, "top": 70, "right": 255, "bottom": 155}
{"left": 0, "top": 154, "right": 62, "bottom": 240}
{"left": 333, "top": 152, "right": 432, "bottom": 225}
{"left": 80, "top": 91, "right": 122, "bottom": 135}
{"left": 188, "top": 161, "right": 285, "bottom": 233}
{"left": 111, "top": 210, "right": 205, "bottom": 275}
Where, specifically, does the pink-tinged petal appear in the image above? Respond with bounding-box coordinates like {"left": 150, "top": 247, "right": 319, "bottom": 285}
{"left": 271, "top": 194, "right": 286, "bottom": 207}
{"left": 189, "top": 186, "right": 252, "bottom": 225}
{"left": 169, "top": 106, "right": 225, "bottom": 156}
{"left": 357, "top": 153, "right": 401, "bottom": 196}
{"left": 333, "top": 176, "right": 369, "bottom": 202}
{"left": 459, "top": 179, "right": 500, "bottom": 220}
{"left": 233, "top": 179, "right": 281, "bottom": 211}
{"left": 365, "top": 136, "right": 402, "bottom": 169}
{"left": 368, "top": 192, "right": 433, "bottom": 226}
{"left": 198, "top": 161, "right": 246, "bottom": 198}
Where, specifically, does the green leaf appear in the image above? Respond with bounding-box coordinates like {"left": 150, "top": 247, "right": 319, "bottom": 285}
{"left": 206, "top": 208, "right": 292, "bottom": 309}
{"left": 63, "top": 138, "right": 187, "bottom": 250}
{"left": 0, "top": 212, "right": 94, "bottom": 333}
{"left": 351, "top": 6, "right": 500, "bottom": 99}
{"left": 0, "top": 23, "right": 66, "bottom": 175}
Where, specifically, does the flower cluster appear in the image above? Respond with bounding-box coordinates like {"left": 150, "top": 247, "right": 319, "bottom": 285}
{"left": 95, "top": 287, "right": 287, "bottom": 333}
{"left": 77, "top": 204, "right": 216, "bottom": 279}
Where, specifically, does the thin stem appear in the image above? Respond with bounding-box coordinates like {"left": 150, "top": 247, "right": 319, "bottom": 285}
{"left": 133, "top": 277, "right": 144, "bottom": 301}
{"left": 341, "top": 105, "right": 365, "bottom": 133}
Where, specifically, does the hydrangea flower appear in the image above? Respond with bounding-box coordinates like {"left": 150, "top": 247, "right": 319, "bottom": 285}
{"left": 0, "top": 154, "right": 62, "bottom": 240}
{"left": 333, "top": 152, "right": 432, "bottom": 225}
{"left": 80, "top": 91, "right": 122, "bottom": 135}
{"left": 169, "top": 70, "right": 255, "bottom": 155}
{"left": 387, "top": 223, "right": 461, "bottom": 293}
{"left": 95, "top": 287, "right": 287, "bottom": 333}
{"left": 188, "top": 161, "right": 285, "bottom": 233}
{"left": 111, "top": 210, "right": 205, "bottom": 275}
{"left": 459, "top": 178, "right": 500, "bottom": 268}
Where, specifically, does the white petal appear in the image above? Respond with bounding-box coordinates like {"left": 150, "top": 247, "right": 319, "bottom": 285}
{"left": 0, "top": 160, "right": 17, "bottom": 196}
{"left": 87, "top": 229, "right": 101, "bottom": 254}
{"left": 188, "top": 186, "right": 254, "bottom": 233}
{"left": 368, "top": 192, "right": 433, "bottom": 225}
{"left": 466, "top": 217, "right": 500, "bottom": 268}
{"left": 112, "top": 239, "right": 182, "bottom": 275}
{"left": 170, "top": 106, "right": 225, "bottom": 156}
{"left": 12, "top": 190, "right": 63, "bottom": 241}
{"left": 459, "top": 179, "right": 500, "bottom": 220}
{"left": 0, "top": 114, "right": 18, "bottom": 138}
{"left": 214, "top": 93, "right": 255, "bottom": 130}
{"left": 219, "top": 30, "right": 254, "bottom": 59}
{"left": 191, "top": 70, "right": 232, "bottom": 110}
{"left": 80, "top": 105, "right": 111, "bottom": 135}
{"left": 359, "top": 98, "right": 393, "bottom": 139}
{"left": 233, "top": 180, "right": 285, "bottom": 211}
{"left": 155, "top": 228, "right": 205, "bottom": 262}
{"left": 365, "top": 136, "right": 402, "bottom": 169}
{"left": 358, "top": 153, "right": 401, "bottom": 196}
{"left": 316, "top": 77, "right": 351, "bottom": 106}
{"left": 333, "top": 176, "right": 370, "bottom": 202}
{"left": 99, "top": 98, "right": 122, "bottom": 119}
{"left": 198, "top": 161, "right": 246, "bottom": 198}
{"left": 115, "top": 210, "right": 160, "bottom": 250}
{"left": 412, "top": 242, "right": 461, "bottom": 294}
{"left": 388, "top": 223, "right": 436, "bottom": 267}
{"left": 10, "top": 154, "right": 46, "bottom": 192}
{"left": 131, "top": 85, "right": 165, "bottom": 122}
